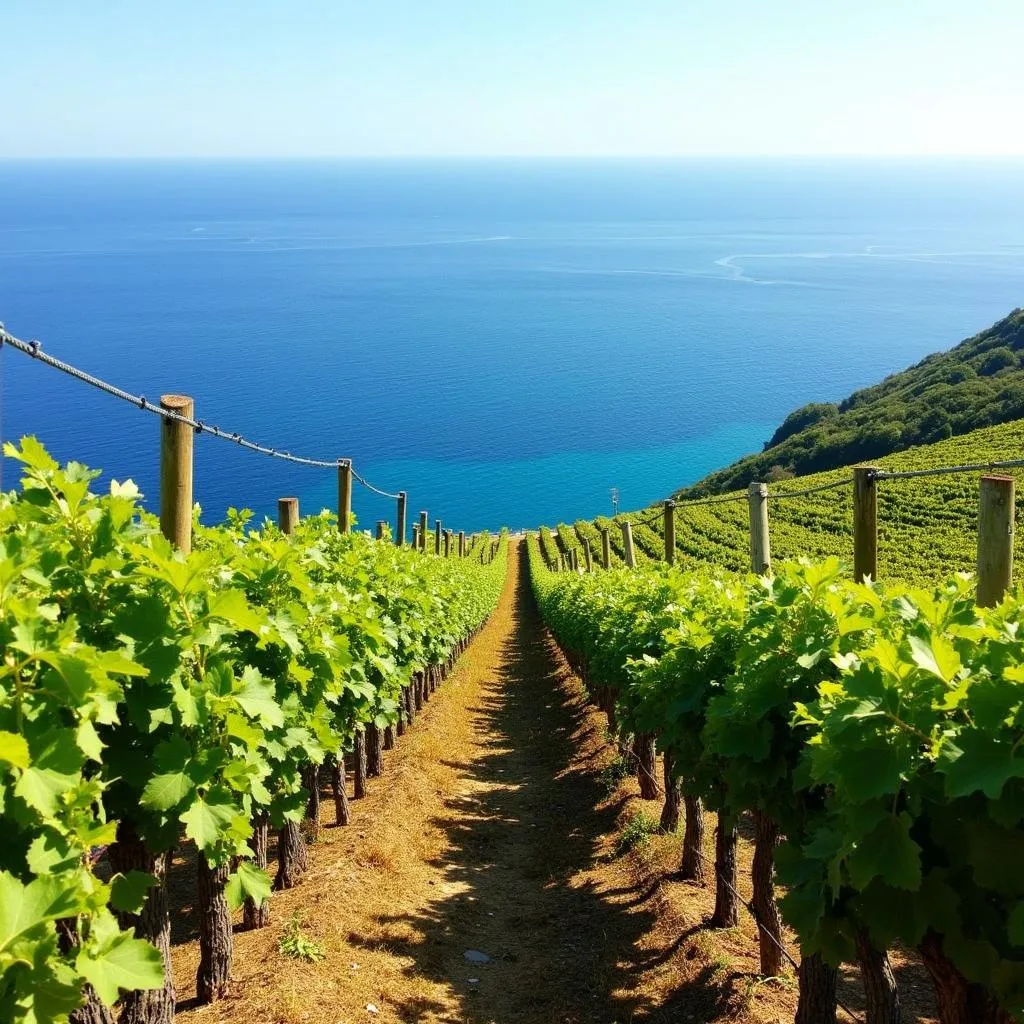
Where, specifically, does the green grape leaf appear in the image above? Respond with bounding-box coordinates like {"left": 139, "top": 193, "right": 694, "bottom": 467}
{"left": 908, "top": 633, "right": 960, "bottom": 683}
{"left": 141, "top": 771, "right": 195, "bottom": 813}
{"left": 224, "top": 712, "right": 263, "bottom": 748}
{"left": 15, "top": 764, "right": 78, "bottom": 816}
{"left": 26, "top": 833, "right": 81, "bottom": 876}
{"left": 76, "top": 931, "right": 165, "bottom": 1005}
{"left": 181, "top": 790, "right": 237, "bottom": 852}
{"left": 0, "top": 730, "right": 30, "bottom": 769}
{"left": 24, "top": 956, "right": 85, "bottom": 1023}
{"left": 944, "top": 731, "right": 1024, "bottom": 799}
{"left": 208, "top": 589, "right": 264, "bottom": 635}
{"left": 853, "top": 879, "right": 927, "bottom": 948}
{"left": 6, "top": 434, "right": 60, "bottom": 471}
{"left": 76, "top": 720, "right": 104, "bottom": 762}
{"left": 225, "top": 861, "right": 272, "bottom": 912}
{"left": 835, "top": 742, "right": 903, "bottom": 803}
{"left": 0, "top": 871, "right": 83, "bottom": 952}
{"left": 234, "top": 667, "right": 283, "bottom": 728}
{"left": 846, "top": 812, "right": 921, "bottom": 892}
{"left": 110, "top": 872, "right": 157, "bottom": 914}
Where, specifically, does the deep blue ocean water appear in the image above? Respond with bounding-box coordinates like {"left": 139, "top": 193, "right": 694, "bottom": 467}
{"left": 2, "top": 159, "right": 1023, "bottom": 532}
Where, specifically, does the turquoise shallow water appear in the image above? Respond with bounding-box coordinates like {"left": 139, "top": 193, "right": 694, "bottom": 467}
{"left": 2, "top": 159, "right": 1023, "bottom": 531}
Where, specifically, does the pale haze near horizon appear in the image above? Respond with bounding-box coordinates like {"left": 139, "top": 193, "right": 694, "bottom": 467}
{"left": 3, "top": 0, "right": 1023, "bottom": 159}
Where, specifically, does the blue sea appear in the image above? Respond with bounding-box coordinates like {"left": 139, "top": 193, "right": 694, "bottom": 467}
{"left": 2, "top": 159, "right": 1023, "bottom": 532}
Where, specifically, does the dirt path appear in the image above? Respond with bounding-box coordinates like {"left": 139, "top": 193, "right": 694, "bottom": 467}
{"left": 174, "top": 541, "right": 935, "bottom": 1024}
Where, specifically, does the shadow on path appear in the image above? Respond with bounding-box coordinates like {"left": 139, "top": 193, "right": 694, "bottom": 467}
{"left": 359, "top": 544, "right": 733, "bottom": 1023}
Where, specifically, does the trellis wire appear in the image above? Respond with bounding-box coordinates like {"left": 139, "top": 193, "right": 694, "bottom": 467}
{"left": 0, "top": 326, "right": 399, "bottom": 495}
{"left": 873, "top": 458, "right": 1024, "bottom": 482}
{"left": 675, "top": 492, "right": 750, "bottom": 510}
{"left": 637, "top": 476, "right": 849, "bottom": 523}
{"left": 350, "top": 465, "right": 402, "bottom": 500}
{"left": 691, "top": 847, "right": 863, "bottom": 1024}
{"left": 767, "top": 477, "right": 852, "bottom": 500}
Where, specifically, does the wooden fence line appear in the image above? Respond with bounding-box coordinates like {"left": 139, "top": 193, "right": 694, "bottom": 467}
{"left": 541, "top": 468, "right": 1017, "bottom": 606}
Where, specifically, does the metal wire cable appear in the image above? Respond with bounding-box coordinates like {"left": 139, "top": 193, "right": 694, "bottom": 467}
{"left": 873, "top": 458, "right": 1024, "bottom": 482}
{"left": 1, "top": 326, "right": 401, "bottom": 496}
{"left": 691, "top": 847, "right": 863, "bottom": 1023}
{"left": 673, "top": 492, "right": 750, "bottom": 511}
{"left": 672, "top": 477, "right": 852, "bottom": 511}
{"left": 350, "top": 465, "right": 402, "bottom": 500}
{"left": 633, "top": 512, "right": 664, "bottom": 528}
{"left": 766, "top": 477, "right": 852, "bottom": 500}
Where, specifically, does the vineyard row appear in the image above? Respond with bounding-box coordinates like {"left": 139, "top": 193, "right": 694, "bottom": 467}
{"left": 527, "top": 507, "right": 1024, "bottom": 1024}
{"left": 1, "top": 436, "right": 508, "bottom": 1024}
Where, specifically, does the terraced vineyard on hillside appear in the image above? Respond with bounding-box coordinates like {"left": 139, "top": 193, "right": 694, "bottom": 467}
{"left": 545, "top": 418, "right": 1024, "bottom": 585}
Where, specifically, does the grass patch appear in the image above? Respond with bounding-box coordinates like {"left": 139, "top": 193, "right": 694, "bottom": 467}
{"left": 616, "top": 810, "right": 659, "bottom": 855}
{"left": 600, "top": 752, "right": 631, "bottom": 794}
{"left": 278, "top": 912, "right": 326, "bottom": 963}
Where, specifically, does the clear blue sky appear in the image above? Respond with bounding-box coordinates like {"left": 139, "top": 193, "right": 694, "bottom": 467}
{"left": 3, "top": 0, "right": 1023, "bottom": 158}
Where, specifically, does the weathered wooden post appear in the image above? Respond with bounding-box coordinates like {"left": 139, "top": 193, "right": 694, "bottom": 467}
{"left": 444, "top": 529, "right": 452, "bottom": 557}
{"left": 977, "top": 475, "right": 1015, "bottom": 607}
{"left": 458, "top": 530, "right": 466, "bottom": 557}
{"left": 570, "top": 548, "right": 579, "bottom": 572}
{"left": 747, "top": 482, "right": 771, "bottom": 575}
{"left": 663, "top": 499, "right": 676, "bottom": 565}
{"left": 583, "top": 540, "right": 593, "bottom": 572}
{"left": 600, "top": 526, "right": 611, "bottom": 569}
{"left": 376, "top": 520, "right": 386, "bottom": 540}
{"left": 277, "top": 497, "right": 299, "bottom": 535}
{"left": 418, "top": 511, "right": 428, "bottom": 552}
{"left": 396, "top": 491, "right": 407, "bottom": 547}
{"left": 434, "top": 519, "right": 442, "bottom": 555}
{"left": 337, "top": 460, "right": 353, "bottom": 534}
{"left": 160, "top": 394, "right": 194, "bottom": 553}
{"left": 621, "top": 521, "right": 637, "bottom": 568}
{"left": 853, "top": 467, "right": 878, "bottom": 583}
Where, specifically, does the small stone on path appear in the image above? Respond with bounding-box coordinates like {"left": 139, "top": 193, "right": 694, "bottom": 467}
{"left": 463, "top": 949, "right": 492, "bottom": 963}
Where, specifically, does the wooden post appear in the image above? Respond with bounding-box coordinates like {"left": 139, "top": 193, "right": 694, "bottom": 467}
{"left": 621, "top": 521, "right": 636, "bottom": 568}
{"left": 977, "top": 475, "right": 1015, "bottom": 607}
{"left": 570, "top": 548, "right": 579, "bottom": 572}
{"left": 600, "top": 527, "right": 611, "bottom": 569}
{"left": 853, "top": 467, "right": 878, "bottom": 583}
{"left": 337, "top": 461, "right": 352, "bottom": 534}
{"left": 159, "top": 394, "right": 194, "bottom": 553}
{"left": 583, "top": 541, "right": 593, "bottom": 572}
{"left": 458, "top": 530, "right": 466, "bottom": 557}
{"left": 434, "top": 519, "right": 442, "bottom": 555}
{"left": 747, "top": 482, "right": 771, "bottom": 575}
{"left": 444, "top": 530, "right": 451, "bottom": 557}
{"left": 663, "top": 499, "right": 676, "bottom": 565}
{"left": 418, "top": 511, "right": 428, "bottom": 552}
{"left": 396, "top": 491, "right": 407, "bottom": 547}
{"left": 376, "top": 520, "right": 386, "bottom": 540}
{"left": 277, "top": 497, "right": 299, "bottom": 535}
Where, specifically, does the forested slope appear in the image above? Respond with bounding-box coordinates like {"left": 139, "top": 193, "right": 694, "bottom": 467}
{"left": 681, "top": 307, "right": 1024, "bottom": 496}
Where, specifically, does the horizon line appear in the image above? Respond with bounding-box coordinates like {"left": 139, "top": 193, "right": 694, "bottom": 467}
{"left": 4, "top": 152, "right": 1024, "bottom": 163}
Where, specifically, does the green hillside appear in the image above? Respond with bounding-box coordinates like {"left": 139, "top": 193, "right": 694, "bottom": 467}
{"left": 551, "top": 417, "right": 1024, "bottom": 586}
{"left": 680, "top": 307, "right": 1024, "bottom": 497}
